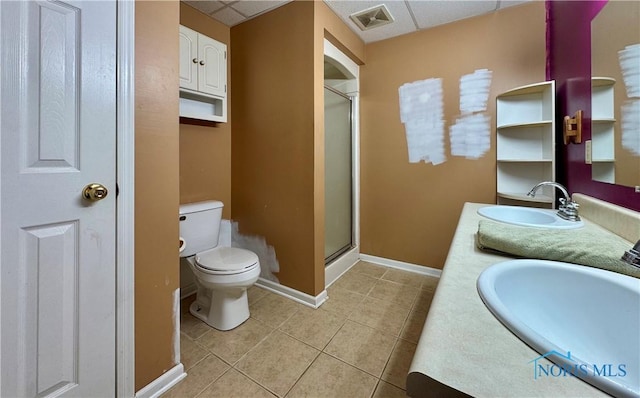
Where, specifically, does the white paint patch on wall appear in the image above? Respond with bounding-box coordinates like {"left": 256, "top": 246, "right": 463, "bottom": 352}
{"left": 621, "top": 99, "right": 640, "bottom": 155}
{"left": 450, "top": 113, "right": 492, "bottom": 159}
{"left": 618, "top": 44, "right": 640, "bottom": 98}
{"left": 618, "top": 44, "right": 640, "bottom": 155}
{"left": 459, "top": 69, "right": 493, "bottom": 114}
{"left": 231, "top": 221, "right": 280, "bottom": 282}
{"left": 398, "top": 78, "right": 446, "bottom": 165}
{"left": 449, "top": 69, "right": 493, "bottom": 159}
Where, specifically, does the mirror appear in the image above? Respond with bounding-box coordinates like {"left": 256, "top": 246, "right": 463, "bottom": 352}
{"left": 591, "top": 1, "right": 640, "bottom": 188}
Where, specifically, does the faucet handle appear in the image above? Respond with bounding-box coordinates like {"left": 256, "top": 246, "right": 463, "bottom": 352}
{"left": 557, "top": 198, "right": 580, "bottom": 221}
{"left": 559, "top": 197, "right": 579, "bottom": 209}
{"left": 566, "top": 200, "right": 579, "bottom": 210}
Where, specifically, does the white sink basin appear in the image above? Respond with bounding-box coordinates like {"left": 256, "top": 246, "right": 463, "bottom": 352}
{"left": 478, "top": 205, "right": 584, "bottom": 229}
{"left": 478, "top": 259, "right": 640, "bottom": 398}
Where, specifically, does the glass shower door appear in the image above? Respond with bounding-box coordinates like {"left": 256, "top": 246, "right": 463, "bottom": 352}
{"left": 324, "top": 87, "right": 352, "bottom": 263}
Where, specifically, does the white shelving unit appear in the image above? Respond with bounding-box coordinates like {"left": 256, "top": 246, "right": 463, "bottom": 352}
{"left": 591, "top": 77, "right": 616, "bottom": 184}
{"left": 496, "top": 81, "right": 556, "bottom": 207}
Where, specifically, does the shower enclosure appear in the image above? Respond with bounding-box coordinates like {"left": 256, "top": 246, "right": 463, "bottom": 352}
{"left": 324, "top": 86, "right": 353, "bottom": 263}
{"left": 323, "top": 40, "right": 358, "bottom": 267}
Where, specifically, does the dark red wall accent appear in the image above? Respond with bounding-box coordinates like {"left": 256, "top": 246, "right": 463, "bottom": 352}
{"left": 547, "top": 0, "right": 639, "bottom": 211}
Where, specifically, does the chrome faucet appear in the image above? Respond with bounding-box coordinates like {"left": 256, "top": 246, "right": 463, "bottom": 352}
{"left": 527, "top": 181, "right": 581, "bottom": 221}
{"left": 622, "top": 240, "right": 640, "bottom": 268}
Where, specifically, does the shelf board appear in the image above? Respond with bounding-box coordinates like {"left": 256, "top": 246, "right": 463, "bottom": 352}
{"left": 497, "top": 120, "right": 553, "bottom": 129}
{"left": 498, "top": 192, "right": 553, "bottom": 203}
{"left": 592, "top": 118, "right": 616, "bottom": 124}
{"left": 592, "top": 158, "right": 615, "bottom": 163}
{"left": 592, "top": 77, "right": 616, "bottom": 87}
{"left": 498, "top": 81, "right": 553, "bottom": 97}
{"left": 497, "top": 159, "right": 553, "bottom": 163}
{"left": 179, "top": 88, "right": 226, "bottom": 123}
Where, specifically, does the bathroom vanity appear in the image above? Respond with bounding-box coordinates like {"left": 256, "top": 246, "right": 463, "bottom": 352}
{"left": 407, "top": 195, "right": 639, "bottom": 397}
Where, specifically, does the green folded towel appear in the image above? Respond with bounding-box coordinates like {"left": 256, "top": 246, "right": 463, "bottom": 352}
{"left": 477, "top": 219, "right": 640, "bottom": 279}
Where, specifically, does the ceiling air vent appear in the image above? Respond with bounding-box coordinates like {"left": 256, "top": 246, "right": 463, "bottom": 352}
{"left": 349, "top": 4, "right": 394, "bottom": 31}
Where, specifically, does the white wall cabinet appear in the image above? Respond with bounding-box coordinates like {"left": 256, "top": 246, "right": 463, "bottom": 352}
{"left": 179, "top": 25, "right": 227, "bottom": 122}
{"left": 591, "top": 77, "right": 615, "bottom": 183}
{"left": 496, "top": 81, "right": 556, "bottom": 207}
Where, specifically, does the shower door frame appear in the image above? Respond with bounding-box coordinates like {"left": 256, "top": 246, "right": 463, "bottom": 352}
{"left": 323, "top": 39, "right": 360, "bottom": 287}
{"left": 324, "top": 85, "right": 354, "bottom": 264}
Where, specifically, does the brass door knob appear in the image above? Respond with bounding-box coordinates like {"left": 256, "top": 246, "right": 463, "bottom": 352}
{"left": 82, "top": 183, "right": 108, "bottom": 201}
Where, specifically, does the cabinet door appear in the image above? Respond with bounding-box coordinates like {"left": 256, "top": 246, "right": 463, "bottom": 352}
{"left": 198, "top": 34, "right": 226, "bottom": 98}
{"left": 179, "top": 25, "right": 198, "bottom": 91}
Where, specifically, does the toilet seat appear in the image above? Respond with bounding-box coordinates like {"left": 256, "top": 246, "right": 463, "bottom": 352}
{"left": 195, "top": 247, "right": 259, "bottom": 275}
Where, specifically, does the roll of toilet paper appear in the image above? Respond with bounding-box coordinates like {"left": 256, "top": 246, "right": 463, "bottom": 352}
{"left": 179, "top": 237, "right": 186, "bottom": 253}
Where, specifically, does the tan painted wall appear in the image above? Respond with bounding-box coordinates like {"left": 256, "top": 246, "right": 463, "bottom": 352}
{"left": 179, "top": 3, "right": 233, "bottom": 218}
{"left": 134, "top": 1, "right": 180, "bottom": 391}
{"left": 231, "top": 1, "right": 316, "bottom": 295}
{"left": 360, "top": 2, "right": 546, "bottom": 269}
{"left": 315, "top": 1, "right": 365, "bottom": 65}
{"left": 231, "top": 0, "right": 363, "bottom": 296}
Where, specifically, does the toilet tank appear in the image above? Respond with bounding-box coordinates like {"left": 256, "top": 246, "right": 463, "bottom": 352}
{"left": 179, "top": 200, "right": 223, "bottom": 257}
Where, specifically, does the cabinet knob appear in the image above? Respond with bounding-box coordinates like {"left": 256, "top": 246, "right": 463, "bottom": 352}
{"left": 192, "top": 58, "right": 198, "bottom": 64}
{"left": 199, "top": 60, "right": 205, "bottom": 66}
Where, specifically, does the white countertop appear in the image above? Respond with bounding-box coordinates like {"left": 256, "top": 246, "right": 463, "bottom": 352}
{"left": 407, "top": 202, "right": 611, "bottom": 398}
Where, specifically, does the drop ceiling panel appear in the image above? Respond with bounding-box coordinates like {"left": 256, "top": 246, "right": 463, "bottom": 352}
{"left": 231, "top": 0, "right": 292, "bottom": 18}
{"left": 409, "top": 1, "right": 498, "bottom": 30}
{"left": 182, "top": 0, "right": 532, "bottom": 43}
{"left": 324, "top": 0, "right": 417, "bottom": 43}
{"left": 211, "top": 6, "right": 246, "bottom": 26}
{"left": 184, "top": 0, "right": 225, "bottom": 15}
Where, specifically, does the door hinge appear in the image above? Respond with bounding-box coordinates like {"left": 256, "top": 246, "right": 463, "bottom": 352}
{"left": 224, "top": 51, "right": 227, "bottom": 60}
{"left": 225, "top": 84, "right": 227, "bottom": 93}
{"left": 116, "top": 183, "right": 120, "bottom": 197}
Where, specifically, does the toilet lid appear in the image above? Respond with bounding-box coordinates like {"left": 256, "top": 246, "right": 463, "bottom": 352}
{"left": 195, "top": 247, "right": 259, "bottom": 273}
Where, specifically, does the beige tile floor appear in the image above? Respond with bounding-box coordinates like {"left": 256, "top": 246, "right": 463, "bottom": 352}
{"left": 163, "top": 261, "right": 439, "bottom": 398}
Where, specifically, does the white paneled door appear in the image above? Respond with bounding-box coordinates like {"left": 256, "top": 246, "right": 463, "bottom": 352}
{"left": 1, "top": 1, "right": 117, "bottom": 397}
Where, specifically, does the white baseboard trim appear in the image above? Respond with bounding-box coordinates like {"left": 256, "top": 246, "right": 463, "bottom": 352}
{"left": 325, "top": 247, "right": 359, "bottom": 288}
{"left": 255, "top": 278, "right": 328, "bottom": 309}
{"left": 135, "top": 363, "right": 186, "bottom": 398}
{"left": 360, "top": 254, "right": 442, "bottom": 278}
{"left": 251, "top": 254, "right": 437, "bottom": 310}
{"left": 180, "top": 283, "right": 197, "bottom": 299}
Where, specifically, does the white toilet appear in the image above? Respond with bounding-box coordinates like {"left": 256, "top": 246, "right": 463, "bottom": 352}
{"left": 179, "top": 200, "right": 261, "bottom": 331}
